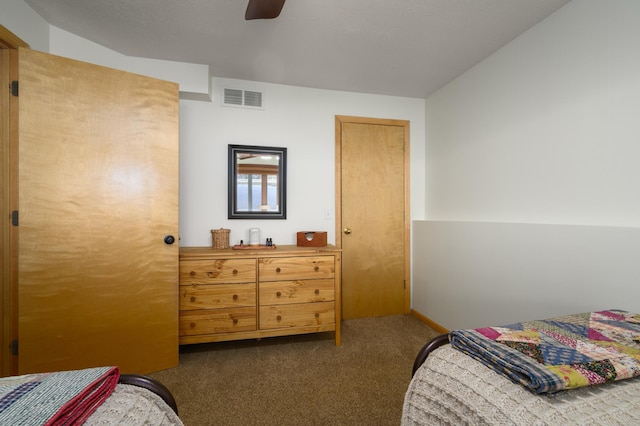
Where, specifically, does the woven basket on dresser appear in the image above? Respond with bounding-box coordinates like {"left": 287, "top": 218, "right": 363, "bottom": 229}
{"left": 211, "top": 228, "right": 230, "bottom": 249}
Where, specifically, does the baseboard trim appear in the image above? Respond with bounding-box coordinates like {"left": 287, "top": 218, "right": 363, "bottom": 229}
{"left": 410, "top": 309, "right": 449, "bottom": 334}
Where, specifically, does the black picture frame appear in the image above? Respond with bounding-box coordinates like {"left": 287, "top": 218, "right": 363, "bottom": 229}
{"left": 228, "top": 144, "right": 287, "bottom": 219}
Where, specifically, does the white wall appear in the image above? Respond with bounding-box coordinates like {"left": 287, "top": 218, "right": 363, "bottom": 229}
{"left": 414, "top": 221, "right": 640, "bottom": 330}
{"left": 1, "top": 0, "right": 426, "bottom": 249}
{"left": 180, "top": 77, "right": 425, "bottom": 247}
{"left": 425, "top": 0, "right": 640, "bottom": 225}
{"left": 0, "top": 0, "right": 210, "bottom": 99}
{"left": 48, "top": 27, "right": 211, "bottom": 100}
{"left": 0, "top": 0, "right": 49, "bottom": 51}
{"left": 416, "top": 0, "right": 640, "bottom": 328}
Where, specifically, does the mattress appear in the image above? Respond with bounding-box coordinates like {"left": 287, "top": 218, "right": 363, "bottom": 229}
{"left": 402, "top": 345, "right": 640, "bottom": 425}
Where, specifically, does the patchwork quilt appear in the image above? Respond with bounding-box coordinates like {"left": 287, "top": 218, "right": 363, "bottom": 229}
{"left": 0, "top": 366, "right": 119, "bottom": 425}
{"left": 450, "top": 310, "right": 640, "bottom": 394}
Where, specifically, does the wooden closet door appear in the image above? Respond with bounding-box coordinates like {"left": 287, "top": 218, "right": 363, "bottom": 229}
{"left": 17, "top": 48, "right": 179, "bottom": 374}
{"left": 336, "top": 116, "right": 410, "bottom": 319}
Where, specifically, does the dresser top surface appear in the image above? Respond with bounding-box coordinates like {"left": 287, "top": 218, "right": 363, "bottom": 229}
{"left": 180, "top": 244, "right": 340, "bottom": 259}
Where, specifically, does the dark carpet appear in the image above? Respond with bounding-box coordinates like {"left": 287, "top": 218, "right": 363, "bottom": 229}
{"left": 149, "top": 315, "right": 439, "bottom": 426}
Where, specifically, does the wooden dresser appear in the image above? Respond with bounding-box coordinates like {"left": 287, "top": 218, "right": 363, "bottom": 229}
{"left": 179, "top": 245, "right": 341, "bottom": 345}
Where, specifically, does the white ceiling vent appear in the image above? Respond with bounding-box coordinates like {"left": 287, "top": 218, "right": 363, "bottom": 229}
{"left": 222, "top": 88, "right": 264, "bottom": 109}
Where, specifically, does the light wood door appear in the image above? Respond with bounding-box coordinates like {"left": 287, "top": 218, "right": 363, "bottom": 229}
{"left": 1, "top": 26, "right": 27, "bottom": 377}
{"left": 16, "top": 48, "right": 179, "bottom": 374}
{"left": 336, "top": 116, "right": 410, "bottom": 319}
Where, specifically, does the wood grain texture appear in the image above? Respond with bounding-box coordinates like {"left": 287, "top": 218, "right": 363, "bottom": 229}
{"left": 0, "top": 25, "right": 29, "bottom": 49}
{"left": 180, "top": 245, "right": 338, "bottom": 258}
{"left": 337, "top": 117, "right": 410, "bottom": 319}
{"left": 1, "top": 45, "right": 21, "bottom": 377}
{"left": 180, "top": 283, "right": 256, "bottom": 310}
{"left": 259, "top": 302, "right": 335, "bottom": 329}
{"left": 17, "top": 48, "right": 179, "bottom": 374}
{"left": 179, "top": 259, "right": 256, "bottom": 284}
{"left": 178, "top": 246, "right": 341, "bottom": 345}
{"left": 259, "top": 279, "right": 335, "bottom": 305}
{"left": 259, "top": 256, "right": 335, "bottom": 281}
{"left": 180, "top": 308, "right": 257, "bottom": 335}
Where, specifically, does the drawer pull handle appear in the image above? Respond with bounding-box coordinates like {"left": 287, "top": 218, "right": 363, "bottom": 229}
{"left": 275, "top": 267, "right": 281, "bottom": 273}
{"left": 314, "top": 289, "right": 320, "bottom": 295}
{"left": 190, "top": 296, "right": 196, "bottom": 302}
{"left": 233, "top": 294, "right": 238, "bottom": 300}
{"left": 189, "top": 322, "right": 196, "bottom": 329}
{"left": 315, "top": 313, "right": 320, "bottom": 318}
{"left": 276, "top": 315, "right": 282, "bottom": 321}
{"left": 232, "top": 269, "right": 238, "bottom": 275}
{"left": 276, "top": 291, "right": 282, "bottom": 297}
{"left": 233, "top": 319, "right": 238, "bottom": 325}
{"left": 190, "top": 271, "right": 196, "bottom": 276}
{"left": 314, "top": 266, "right": 319, "bottom": 272}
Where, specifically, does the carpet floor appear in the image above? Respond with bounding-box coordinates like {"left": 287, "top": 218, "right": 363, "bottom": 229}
{"left": 149, "top": 315, "right": 439, "bottom": 426}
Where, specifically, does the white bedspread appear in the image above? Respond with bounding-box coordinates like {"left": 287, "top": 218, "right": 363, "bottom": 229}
{"left": 86, "top": 384, "right": 183, "bottom": 425}
{"left": 402, "top": 345, "right": 640, "bottom": 425}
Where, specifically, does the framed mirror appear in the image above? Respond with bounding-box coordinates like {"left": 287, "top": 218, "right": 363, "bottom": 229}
{"left": 228, "top": 144, "right": 287, "bottom": 219}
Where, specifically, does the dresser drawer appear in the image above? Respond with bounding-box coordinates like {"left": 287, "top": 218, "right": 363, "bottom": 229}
{"left": 180, "top": 308, "right": 256, "bottom": 336}
{"left": 259, "top": 256, "right": 335, "bottom": 281}
{"left": 259, "top": 279, "right": 334, "bottom": 306}
{"left": 180, "top": 283, "right": 256, "bottom": 310}
{"left": 179, "top": 246, "right": 341, "bottom": 345}
{"left": 259, "top": 301, "right": 335, "bottom": 329}
{"left": 180, "top": 259, "right": 256, "bottom": 284}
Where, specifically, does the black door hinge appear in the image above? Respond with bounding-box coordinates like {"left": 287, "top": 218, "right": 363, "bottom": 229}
{"left": 11, "top": 80, "right": 18, "bottom": 97}
{"left": 11, "top": 339, "right": 18, "bottom": 356}
{"left": 11, "top": 210, "right": 18, "bottom": 226}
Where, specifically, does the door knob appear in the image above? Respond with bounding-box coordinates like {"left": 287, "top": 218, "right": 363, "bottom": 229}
{"left": 164, "top": 235, "right": 176, "bottom": 245}
{"left": 343, "top": 227, "right": 352, "bottom": 234}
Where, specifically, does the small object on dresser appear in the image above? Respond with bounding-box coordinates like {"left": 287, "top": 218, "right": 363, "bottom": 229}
{"left": 232, "top": 243, "right": 276, "bottom": 250}
{"left": 211, "top": 228, "right": 230, "bottom": 249}
{"left": 249, "top": 228, "right": 260, "bottom": 246}
{"left": 296, "top": 231, "right": 327, "bottom": 247}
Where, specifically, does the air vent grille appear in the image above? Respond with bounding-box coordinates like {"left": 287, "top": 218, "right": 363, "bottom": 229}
{"left": 224, "top": 88, "right": 243, "bottom": 106}
{"left": 244, "top": 90, "right": 263, "bottom": 108}
{"left": 222, "top": 88, "right": 264, "bottom": 109}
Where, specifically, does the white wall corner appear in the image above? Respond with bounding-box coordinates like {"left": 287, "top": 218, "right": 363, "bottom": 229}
{"left": 0, "top": 0, "right": 49, "bottom": 51}
{"left": 49, "top": 26, "right": 212, "bottom": 101}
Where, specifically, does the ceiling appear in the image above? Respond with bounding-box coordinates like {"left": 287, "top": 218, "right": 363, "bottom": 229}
{"left": 24, "top": 0, "right": 571, "bottom": 98}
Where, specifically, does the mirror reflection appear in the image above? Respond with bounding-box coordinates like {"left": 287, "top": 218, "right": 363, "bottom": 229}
{"left": 228, "top": 145, "right": 287, "bottom": 219}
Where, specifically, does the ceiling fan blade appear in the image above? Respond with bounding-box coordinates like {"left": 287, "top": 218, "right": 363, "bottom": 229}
{"left": 245, "top": 0, "right": 286, "bottom": 20}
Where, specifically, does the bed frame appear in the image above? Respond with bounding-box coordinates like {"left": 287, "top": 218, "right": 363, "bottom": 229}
{"left": 406, "top": 314, "right": 640, "bottom": 424}
{"left": 118, "top": 374, "right": 179, "bottom": 415}
{"left": 411, "top": 334, "right": 449, "bottom": 377}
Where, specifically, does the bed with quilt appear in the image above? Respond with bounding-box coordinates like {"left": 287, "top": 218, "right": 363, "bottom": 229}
{"left": 0, "top": 366, "right": 182, "bottom": 425}
{"left": 402, "top": 309, "right": 640, "bottom": 425}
